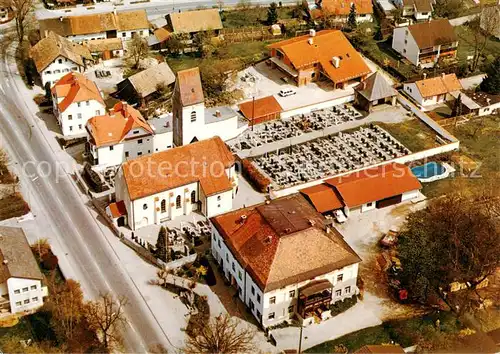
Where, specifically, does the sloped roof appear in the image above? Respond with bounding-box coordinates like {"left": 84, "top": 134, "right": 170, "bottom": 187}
{"left": 86, "top": 102, "right": 153, "bottom": 147}
{"left": 38, "top": 10, "right": 149, "bottom": 37}
{"left": 0, "top": 227, "right": 43, "bottom": 283}
{"left": 325, "top": 163, "right": 421, "bottom": 207}
{"left": 84, "top": 38, "right": 123, "bottom": 53}
{"left": 30, "top": 31, "right": 92, "bottom": 72}
{"left": 175, "top": 67, "right": 204, "bottom": 106}
{"left": 355, "top": 72, "right": 397, "bottom": 101}
{"left": 415, "top": 73, "right": 462, "bottom": 98}
{"left": 108, "top": 201, "right": 127, "bottom": 218}
{"left": 125, "top": 62, "right": 176, "bottom": 98}
{"left": 51, "top": 72, "right": 104, "bottom": 112}
{"left": 238, "top": 96, "right": 283, "bottom": 121}
{"left": 121, "top": 136, "right": 234, "bottom": 200}
{"left": 317, "top": 0, "right": 373, "bottom": 15}
{"left": 268, "top": 30, "right": 371, "bottom": 84}
{"left": 402, "top": 0, "right": 433, "bottom": 12}
{"left": 167, "top": 9, "right": 223, "bottom": 33}
{"left": 299, "top": 183, "right": 344, "bottom": 213}
{"left": 407, "top": 19, "right": 457, "bottom": 49}
{"left": 211, "top": 194, "right": 361, "bottom": 292}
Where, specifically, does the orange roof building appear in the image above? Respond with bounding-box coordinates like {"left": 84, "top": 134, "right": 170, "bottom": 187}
{"left": 403, "top": 73, "right": 462, "bottom": 109}
{"left": 114, "top": 136, "right": 238, "bottom": 230}
{"left": 51, "top": 72, "right": 106, "bottom": 137}
{"left": 238, "top": 95, "right": 283, "bottom": 125}
{"left": 210, "top": 194, "right": 361, "bottom": 328}
{"left": 312, "top": 0, "right": 374, "bottom": 20}
{"left": 268, "top": 30, "right": 371, "bottom": 88}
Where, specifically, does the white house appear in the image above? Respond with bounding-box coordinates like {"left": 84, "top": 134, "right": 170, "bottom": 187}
{"left": 52, "top": 72, "right": 106, "bottom": 137}
{"left": 211, "top": 194, "right": 362, "bottom": 328}
{"left": 0, "top": 227, "right": 49, "bottom": 315}
{"left": 30, "top": 31, "right": 93, "bottom": 88}
{"left": 452, "top": 90, "right": 500, "bottom": 117}
{"left": 38, "top": 10, "right": 150, "bottom": 44}
{"left": 172, "top": 67, "right": 247, "bottom": 147}
{"left": 86, "top": 102, "right": 173, "bottom": 171}
{"left": 394, "top": 0, "right": 433, "bottom": 21}
{"left": 403, "top": 73, "right": 463, "bottom": 109}
{"left": 114, "top": 136, "right": 238, "bottom": 230}
{"left": 392, "top": 19, "right": 458, "bottom": 68}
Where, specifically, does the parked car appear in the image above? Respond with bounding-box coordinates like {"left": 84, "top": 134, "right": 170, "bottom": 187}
{"left": 380, "top": 229, "right": 399, "bottom": 248}
{"left": 333, "top": 209, "right": 347, "bottom": 223}
{"left": 278, "top": 88, "right": 296, "bottom": 97}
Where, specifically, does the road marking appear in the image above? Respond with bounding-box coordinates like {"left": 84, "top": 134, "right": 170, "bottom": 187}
{"left": 32, "top": 176, "right": 39, "bottom": 181}
{"left": 0, "top": 85, "right": 3, "bottom": 94}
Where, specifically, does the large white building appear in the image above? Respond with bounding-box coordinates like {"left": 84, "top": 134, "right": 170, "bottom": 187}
{"left": 0, "top": 227, "right": 49, "bottom": 315}
{"left": 403, "top": 73, "right": 462, "bottom": 110}
{"left": 38, "top": 10, "right": 150, "bottom": 44}
{"left": 52, "top": 72, "right": 106, "bottom": 137}
{"left": 86, "top": 102, "right": 173, "bottom": 171}
{"left": 30, "top": 31, "right": 93, "bottom": 88}
{"left": 211, "top": 194, "right": 361, "bottom": 328}
{"left": 172, "top": 67, "right": 247, "bottom": 147}
{"left": 114, "top": 136, "right": 238, "bottom": 230}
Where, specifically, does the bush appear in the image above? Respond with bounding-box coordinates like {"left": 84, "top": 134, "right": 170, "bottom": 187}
{"left": 199, "top": 256, "right": 217, "bottom": 286}
{"left": 41, "top": 250, "right": 59, "bottom": 270}
{"left": 241, "top": 158, "right": 271, "bottom": 193}
{"left": 330, "top": 295, "right": 357, "bottom": 316}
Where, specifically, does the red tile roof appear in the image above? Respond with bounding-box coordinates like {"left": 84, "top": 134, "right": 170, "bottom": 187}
{"left": 415, "top": 74, "right": 462, "bottom": 98}
{"left": 108, "top": 200, "right": 127, "bottom": 218}
{"left": 268, "top": 30, "right": 371, "bottom": 84}
{"left": 325, "top": 163, "right": 421, "bottom": 208}
{"left": 238, "top": 96, "right": 283, "bottom": 121}
{"left": 211, "top": 194, "right": 361, "bottom": 291}
{"left": 175, "top": 67, "right": 204, "bottom": 106}
{"left": 121, "top": 136, "right": 234, "bottom": 200}
{"left": 51, "top": 72, "right": 104, "bottom": 112}
{"left": 318, "top": 0, "right": 373, "bottom": 15}
{"left": 299, "top": 183, "right": 344, "bottom": 213}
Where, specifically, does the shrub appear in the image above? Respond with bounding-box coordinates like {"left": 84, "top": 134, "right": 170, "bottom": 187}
{"left": 330, "top": 295, "right": 357, "bottom": 316}
{"left": 241, "top": 158, "right": 271, "bottom": 193}
{"left": 199, "top": 256, "right": 217, "bottom": 286}
{"left": 41, "top": 250, "right": 59, "bottom": 270}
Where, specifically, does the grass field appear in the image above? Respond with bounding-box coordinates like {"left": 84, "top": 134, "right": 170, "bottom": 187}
{"left": 221, "top": 6, "right": 295, "bottom": 28}
{"left": 455, "top": 25, "right": 500, "bottom": 66}
{"left": 379, "top": 118, "right": 438, "bottom": 153}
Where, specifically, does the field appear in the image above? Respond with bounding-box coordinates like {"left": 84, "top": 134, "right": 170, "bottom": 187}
{"left": 455, "top": 25, "right": 500, "bottom": 66}
{"left": 378, "top": 118, "right": 438, "bottom": 153}
{"left": 221, "top": 6, "right": 296, "bottom": 28}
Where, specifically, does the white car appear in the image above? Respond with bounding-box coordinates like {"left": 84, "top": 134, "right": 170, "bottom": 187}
{"left": 278, "top": 88, "right": 296, "bottom": 97}
{"left": 334, "top": 209, "right": 347, "bottom": 223}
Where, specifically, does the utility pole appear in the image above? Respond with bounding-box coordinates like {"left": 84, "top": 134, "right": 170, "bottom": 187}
{"left": 298, "top": 325, "right": 303, "bottom": 353}
{"left": 251, "top": 95, "right": 255, "bottom": 132}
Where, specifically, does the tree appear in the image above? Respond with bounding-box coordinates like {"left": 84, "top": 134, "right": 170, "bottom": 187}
{"left": 479, "top": 56, "right": 500, "bottom": 94}
{"left": 397, "top": 190, "right": 500, "bottom": 314}
{"left": 127, "top": 35, "right": 149, "bottom": 69}
{"left": 0, "top": 0, "right": 34, "bottom": 48}
{"left": 267, "top": 2, "right": 279, "bottom": 25}
{"left": 466, "top": 11, "right": 497, "bottom": 72}
{"left": 184, "top": 314, "right": 255, "bottom": 353}
{"left": 390, "top": 7, "right": 404, "bottom": 24}
{"left": 433, "top": 0, "right": 465, "bottom": 19}
{"left": 216, "top": 0, "right": 224, "bottom": 11}
{"left": 347, "top": 3, "right": 357, "bottom": 29}
{"left": 193, "top": 30, "right": 216, "bottom": 58}
{"left": 451, "top": 93, "right": 462, "bottom": 119}
{"left": 156, "top": 226, "right": 168, "bottom": 262}
{"left": 166, "top": 34, "right": 186, "bottom": 56}
{"left": 350, "top": 22, "right": 372, "bottom": 48}
{"left": 50, "top": 279, "right": 85, "bottom": 343}
{"left": 84, "top": 293, "right": 128, "bottom": 351}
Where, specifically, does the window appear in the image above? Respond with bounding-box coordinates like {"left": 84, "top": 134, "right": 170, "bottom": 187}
{"left": 86, "top": 101, "right": 90, "bottom": 106}
{"left": 226, "top": 254, "right": 229, "bottom": 262}
{"left": 268, "top": 312, "right": 275, "bottom": 320}
{"left": 110, "top": 146, "right": 114, "bottom": 151}
{"left": 404, "top": 39, "right": 407, "bottom": 44}
{"left": 161, "top": 199, "right": 166, "bottom": 213}
{"left": 345, "top": 286, "right": 351, "bottom": 294}
{"left": 403, "top": 49, "right": 407, "bottom": 54}
{"left": 249, "top": 300, "right": 255, "bottom": 310}
{"left": 77, "top": 113, "right": 82, "bottom": 119}
{"left": 289, "top": 290, "right": 295, "bottom": 298}
{"left": 217, "top": 195, "right": 221, "bottom": 201}
{"left": 288, "top": 305, "right": 294, "bottom": 313}
{"left": 191, "top": 191, "right": 196, "bottom": 203}
{"left": 68, "top": 115, "right": 73, "bottom": 120}
{"left": 77, "top": 102, "right": 81, "bottom": 108}
{"left": 95, "top": 110, "right": 100, "bottom": 115}
{"left": 238, "top": 271, "right": 242, "bottom": 280}
{"left": 143, "top": 30, "right": 148, "bottom": 36}
{"left": 54, "top": 69, "right": 61, "bottom": 74}
{"left": 270, "top": 296, "right": 276, "bottom": 305}
{"left": 257, "top": 310, "right": 261, "bottom": 319}
{"left": 366, "top": 202, "right": 373, "bottom": 207}
{"left": 122, "top": 32, "right": 126, "bottom": 37}
{"left": 14, "top": 289, "right": 20, "bottom": 294}
{"left": 337, "top": 274, "right": 343, "bottom": 282}
{"left": 45, "top": 70, "right": 52, "bottom": 74}
{"left": 32, "top": 297, "right": 38, "bottom": 302}
{"left": 69, "top": 126, "right": 73, "bottom": 132}
{"left": 257, "top": 294, "right": 261, "bottom": 303}
{"left": 15, "top": 301, "right": 21, "bottom": 306}
{"left": 421, "top": 11, "right": 428, "bottom": 15}
{"left": 176, "top": 195, "right": 181, "bottom": 209}
{"left": 78, "top": 124, "right": 82, "bottom": 130}
{"left": 232, "top": 262, "right": 235, "bottom": 271}
{"left": 251, "top": 286, "right": 255, "bottom": 295}
{"left": 138, "top": 139, "right": 143, "bottom": 144}
{"left": 30, "top": 285, "right": 36, "bottom": 290}
{"left": 24, "top": 299, "right": 29, "bottom": 304}
{"left": 148, "top": 150, "right": 151, "bottom": 154}
{"left": 217, "top": 204, "right": 221, "bottom": 208}
{"left": 58, "top": 59, "right": 62, "bottom": 64}
{"left": 143, "top": 203, "right": 148, "bottom": 210}
{"left": 137, "top": 152, "right": 142, "bottom": 156}
{"left": 22, "top": 287, "right": 28, "bottom": 292}
{"left": 190, "top": 111, "right": 196, "bottom": 122}
{"left": 335, "top": 289, "right": 342, "bottom": 297}
{"left": 72, "top": 67, "right": 78, "bottom": 71}
{"left": 125, "top": 151, "right": 129, "bottom": 158}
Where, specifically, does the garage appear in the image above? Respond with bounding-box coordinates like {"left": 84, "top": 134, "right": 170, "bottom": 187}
{"left": 376, "top": 194, "right": 403, "bottom": 209}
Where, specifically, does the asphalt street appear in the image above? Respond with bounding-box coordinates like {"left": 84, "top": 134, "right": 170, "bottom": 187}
{"left": 0, "top": 31, "right": 171, "bottom": 352}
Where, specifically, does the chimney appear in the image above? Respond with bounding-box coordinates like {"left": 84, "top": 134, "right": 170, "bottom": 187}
{"left": 441, "top": 72, "right": 446, "bottom": 78}
{"left": 215, "top": 110, "right": 221, "bottom": 118}
{"left": 308, "top": 38, "right": 314, "bottom": 45}
{"left": 309, "top": 29, "right": 316, "bottom": 37}
{"left": 332, "top": 56, "right": 340, "bottom": 68}
{"left": 240, "top": 214, "right": 247, "bottom": 223}
{"left": 59, "top": 16, "right": 63, "bottom": 22}
{"left": 423, "top": 72, "right": 427, "bottom": 79}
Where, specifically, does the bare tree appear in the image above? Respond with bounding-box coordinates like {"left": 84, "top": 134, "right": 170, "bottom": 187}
{"left": 0, "top": 0, "right": 34, "bottom": 45}
{"left": 467, "top": 9, "right": 497, "bottom": 72}
{"left": 127, "top": 35, "right": 150, "bottom": 69}
{"left": 50, "top": 279, "right": 85, "bottom": 342}
{"left": 85, "top": 293, "right": 128, "bottom": 351}
{"left": 184, "top": 314, "right": 255, "bottom": 353}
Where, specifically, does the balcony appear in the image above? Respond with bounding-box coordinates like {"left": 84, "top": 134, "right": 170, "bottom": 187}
{"left": 297, "top": 279, "right": 333, "bottom": 319}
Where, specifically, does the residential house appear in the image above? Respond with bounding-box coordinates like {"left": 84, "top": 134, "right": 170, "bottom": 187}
{"left": 354, "top": 72, "right": 397, "bottom": 112}
{"left": 86, "top": 102, "right": 173, "bottom": 171}
{"left": 268, "top": 30, "right": 371, "bottom": 88}
{"left": 52, "top": 72, "right": 106, "bottom": 137}
{"left": 300, "top": 163, "right": 421, "bottom": 217}
{"left": 38, "top": 10, "right": 150, "bottom": 44}
{"left": 84, "top": 38, "right": 124, "bottom": 60}
{"left": 114, "top": 136, "right": 238, "bottom": 230}
{"left": 166, "top": 8, "right": 223, "bottom": 37}
{"left": 403, "top": 73, "right": 462, "bottom": 109}
{"left": 394, "top": 0, "right": 433, "bottom": 21}
{"left": 147, "top": 27, "right": 172, "bottom": 51}
{"left": 210, "top": 194, "right": 362, "bottom": 328}
{"left": 392, "top": 19, "right": 458, "bottom": 68}
{"left": 0, "top": 7, "right": 11, "bottom": 22}
{"left": 238, "top": 96, "right": 283, "bottom": 125}
{"left": 0, "top": 227, "right": 49, "bottom": 315}
{"left": 354, "top": 344, "right": 406, "bottom": 353}
{"left": 172, "top": 67, "right": 246, "bottom": 146}
{"left": 312, "top": 0, "right": 374, "bottom": 23}
{"left": 116, "top": 62, "right": 176, "bottom": 105}
{"left": 452, "top": 90, "right": 500, "bottom": 117}
{"left": 30, "top": 31, "right": 93, "bottom": 88}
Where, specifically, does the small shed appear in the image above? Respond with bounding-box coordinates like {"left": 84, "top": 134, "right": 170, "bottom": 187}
{"left": 354, "top": 72, "right": 397, "bottom": 112}
{"left": 238, "top": 95, "right": 283, "bottom": 125}
{"left": 84, "top": 38, "right": 124, "bottom": 60}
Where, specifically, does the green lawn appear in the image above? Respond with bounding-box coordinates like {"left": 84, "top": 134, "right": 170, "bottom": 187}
{"left": 378, "top": 118, "right": 438, "bottom": 153}
{"left": 221, "top": 6, "right": 295, "bottom": 28}
{"left": 455, "top": 25, "right": 500, "bottom": 66}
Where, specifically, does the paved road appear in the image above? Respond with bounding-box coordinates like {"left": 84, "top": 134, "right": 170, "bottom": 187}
{"left": 0, "top": 31, "right": 171, "bottom": 352}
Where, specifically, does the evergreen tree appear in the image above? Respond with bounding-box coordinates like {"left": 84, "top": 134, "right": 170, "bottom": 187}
{"left": 347, "top": 4, "right": 357, "bottom": 29}
{"left": 156, "top": 226, "right": 167, "bottom": 262}
{"left": 267, "top": 2, "right": 279, "bottom": 25}
{"left": 480, "top": 57, "right": 500, "bottom": 94}
{"left": 452, "top": 93, "right": 462, "bottom": 117}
